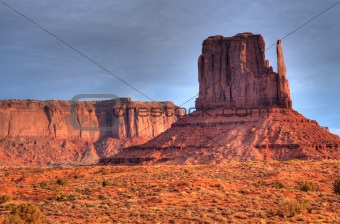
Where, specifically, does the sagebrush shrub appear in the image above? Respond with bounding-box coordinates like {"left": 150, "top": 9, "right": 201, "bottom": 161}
{"left": 283, "top": 198, "right": 308, "bottom": 217}
{"left": 299, "top": 182, "right": 314, "bottom": 192}
{"left": 254, "top": 181, "right": 263, "bottom": 188}
{"left": 56, "top": 178, "right": 67, "bottom": 186}
{"left": 5, "top": 203, "right": 44, "bottom": 224}
{"left": 333, "top": 178, "right": 340, "bottom": 195}
{"left": 39, "top": 181, "right": 47, "bottom": 188}
{"left": 0, "top": 194, "right": 11, "bottom": 204}
{"left": 102, "top": 180, "right": 112, "bottom": 187}
{"left": 273, "top": 182, "right": 285, "bottom": 189}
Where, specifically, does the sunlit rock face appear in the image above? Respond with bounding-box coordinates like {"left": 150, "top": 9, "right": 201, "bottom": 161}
{"left": 0, "top": 99, "right": 180, "bottom": 166}
{"left": 0, "top": 99, "right": 179, "bottom": 141}
{"left": 195, "top": 33, "right": 291, "bottom": 109}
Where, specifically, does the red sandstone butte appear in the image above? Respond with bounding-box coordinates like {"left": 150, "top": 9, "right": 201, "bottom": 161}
{"left": 195, "top": 33, "right": 291, "bottom": 109}
{"left": 101, "top": 33, "right": 340, "bottom": 165}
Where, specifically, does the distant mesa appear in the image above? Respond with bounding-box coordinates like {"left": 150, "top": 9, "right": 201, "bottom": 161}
{"left": 0, "top": 98, "right": 181, "bottom": 166}
{"left": 101, "top": 32, "right": 340, "bottom": 165}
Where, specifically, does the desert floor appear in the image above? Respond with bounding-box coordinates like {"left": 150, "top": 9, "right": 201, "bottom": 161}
{"left": 0, "top": 160, "right": 339, "bottom": 223}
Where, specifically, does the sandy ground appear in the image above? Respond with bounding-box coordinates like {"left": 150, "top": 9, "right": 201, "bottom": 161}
{"left": 0, "top": 160, "right": 340, "bottom": 223}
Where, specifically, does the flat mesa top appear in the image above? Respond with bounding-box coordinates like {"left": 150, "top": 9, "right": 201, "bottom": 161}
{"left": 205, "top": 32, "right": 261, "bottom": 42}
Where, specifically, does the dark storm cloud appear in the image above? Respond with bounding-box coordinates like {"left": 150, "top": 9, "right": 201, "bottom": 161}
{"left": 0, "top": 0, "right": 339, "bottom": 134}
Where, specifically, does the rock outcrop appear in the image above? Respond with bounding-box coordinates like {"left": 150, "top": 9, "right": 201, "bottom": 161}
{"left": 0, "top": 98, "right": 180, "bottom": 166}
{"left": 102, "top": 108, "right": 340, "bottom": 165}
{"left": 195, "top": 33, "right": 292, "bottom": 109}
{"left": 101, "top": 33, "right": 340, "bottom": 165}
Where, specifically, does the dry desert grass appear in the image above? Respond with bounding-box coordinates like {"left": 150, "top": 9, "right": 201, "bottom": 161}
{"left": 0, "top": 160, "right": 340, "bottom": 223}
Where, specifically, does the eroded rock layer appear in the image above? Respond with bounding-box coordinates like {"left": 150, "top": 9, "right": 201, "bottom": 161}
{"left": 100, "top": 108, "right": 340, "bottom": 165}
{"left": 0, "top": 99, "right": 179, "bottom": 166}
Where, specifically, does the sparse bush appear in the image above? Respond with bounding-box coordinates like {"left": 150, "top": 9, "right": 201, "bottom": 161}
{"left": 273, "top": 182, "right": 285, "bottom": 189}
{"left": 99, "top": 168, "right": 107, "bottom": 175}
{"left": 102, "top": 180, "right": 112, "bottom": 187}
{"left": 74, "top": 174, "right": 85, "bottom": 179}
{"left": 283, "top": 198, "right": 308, "bottom": 217}
{"left": 299, "top": 182, "right": 315, "bottom": 192}
{"left": 39, "top": 181, "right": 47, "bottom": 188}
{"left": 56, "top": 178, "right": 67, "bottom": 186}
{"left": 51, "top": 186, "right": 62, "bottom": 201}
{"left": 214, "top": 183, "right": 225, "bottom": 190}
{"left": 333, "top": 178, "right": 340, "bottom": 195}
{"left": 0, "top": 194, "right": 11, "bottom": 204}
{"left": 254, "top": 181, "right": 263, "bottom": 188}
{"left": 183, "top": 169, "right": 190, "bottom": 174}
{"left": 5, "top": 203, "right": 44, "bottom": 224}
{"left": 50, "top": 186, "right": 74, "bottom": 201}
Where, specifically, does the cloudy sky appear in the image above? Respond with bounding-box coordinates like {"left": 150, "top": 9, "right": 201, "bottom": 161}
{"left": 0, "top": 0, "right": 339, "bottom": 134}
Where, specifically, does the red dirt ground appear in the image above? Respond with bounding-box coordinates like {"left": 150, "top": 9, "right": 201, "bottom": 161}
{"left": 0, "top": 160, "right": 340, "bottom": 223}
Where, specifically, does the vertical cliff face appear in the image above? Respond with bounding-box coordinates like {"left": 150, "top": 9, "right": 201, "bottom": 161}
{"left": 0, "top": 98, "right": 180, "bottom": 166}
{"left": 195, "top": 32, "right": 292, "bottom": 109}
{"left": 0, "top": 99, "right": 179, "bottom": 141}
